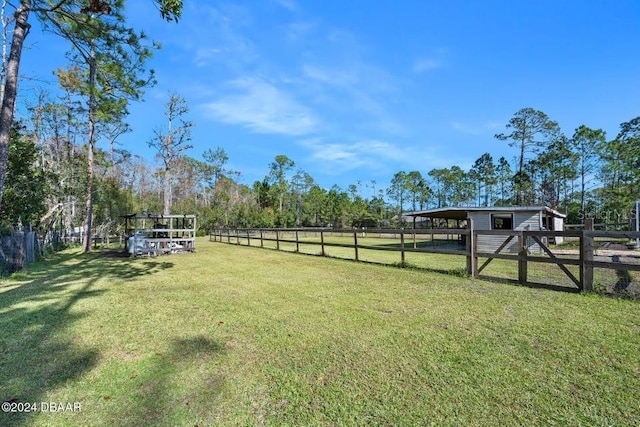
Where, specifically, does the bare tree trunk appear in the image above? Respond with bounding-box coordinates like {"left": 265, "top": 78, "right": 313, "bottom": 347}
{"left": 82, "top": 41, "right": 96, "bottom": 253}
{"left": 1, "top": 0, "right": 10, "bottom": 104}
{"left": 163, "top": 168, "right": 171, "bottom": 215}
{"left": 0, "top": 1, "right": 29, "bottom": 213}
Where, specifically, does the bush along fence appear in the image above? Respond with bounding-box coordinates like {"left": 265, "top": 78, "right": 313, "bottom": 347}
{"left": 210, "top": 226, "right": 640, "bottom": 296}
{"left": 0, "top": 230, "right": 43, "bottom": 275}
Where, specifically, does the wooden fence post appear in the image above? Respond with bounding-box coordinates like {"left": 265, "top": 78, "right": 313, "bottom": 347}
{"left": 580, "top": 231, "right": 594, "bottom": 292}
{"left": 25, "top": 231, "right": 35, "bottom": 264}
{"left": 276, "top": 230, "right": 280, "bottom": 251}
{"left": 247, "top": 230, "right": 251, "bottom": 247}
{"left": 13, "top": 232, "right": 25, "bottom": 272}
{"left": 400, "top": 231, "right": 406, "bottom": 265}
{"left": 466, "top": 219, "right": 476, "bottom": 277}
{"left": 518, "top": 231, "right": 527, "bottom": 284}
{"left": 295, "top": 230, "right": 300, "bottom": 253}
{"left": 353, "top": 230, "right": 359, "bottom": 261}
{"left": 260, "top": 229, "right": 264, "bottom": 248}
{"left": 320, "top": 230, "right": 325, "bottom": 256}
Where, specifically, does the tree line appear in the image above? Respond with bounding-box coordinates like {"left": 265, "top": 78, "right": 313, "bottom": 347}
{"left": 0, "top": 0, "right": 182, "bottom": 253}
{"left": 0, "top": 4, "right": 638, "bottom": 247}
{"left": 3, "top": 100, "right": 639, "bottom": 240}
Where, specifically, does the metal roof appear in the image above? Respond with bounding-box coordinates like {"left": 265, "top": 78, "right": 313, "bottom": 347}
{"left": 123, "top": 213, "right": 196, "bottom": 219}
{"left": 405, "top": 206, "right": 566, "bottom": 220}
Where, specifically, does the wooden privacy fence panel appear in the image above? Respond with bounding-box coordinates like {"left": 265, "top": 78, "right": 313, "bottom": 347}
{"left": 0, "top": 231, "right": 40, "bottom": 274}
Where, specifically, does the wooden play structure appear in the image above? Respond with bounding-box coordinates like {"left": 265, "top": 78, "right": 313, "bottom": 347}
{"left": 124, "top": 214, "right": 196, "bottom": 256}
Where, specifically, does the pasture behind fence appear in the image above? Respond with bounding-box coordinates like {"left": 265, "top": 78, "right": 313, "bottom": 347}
{"left": 210, "top": 227, "right": 640, "bottom": 295}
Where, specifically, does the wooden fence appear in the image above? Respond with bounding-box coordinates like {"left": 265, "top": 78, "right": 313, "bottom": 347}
{"left": 0, "top": 231, "right": 41, "bottom": 274}
{"left": 210, "top": 227, "right": 640, "bottom": 294}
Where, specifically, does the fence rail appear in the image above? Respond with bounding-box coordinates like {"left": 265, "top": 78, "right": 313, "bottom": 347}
{"left": 210, "top": 227, "right": 640, "bottom": 295}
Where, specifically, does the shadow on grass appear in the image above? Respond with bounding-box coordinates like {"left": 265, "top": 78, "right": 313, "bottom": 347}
{"left": 0, "top": 248, "right": 174, "bottom": 426}
{"left": 105, "top": 336, "right": 226, "bottom": 426}
{"left": 476, "top": 274, "right": 581, "bottom": 294}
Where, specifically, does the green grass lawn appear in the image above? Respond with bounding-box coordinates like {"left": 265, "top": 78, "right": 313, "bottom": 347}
{"left": 1, "top": 239, "right": 639, "bottom": 426}
{"left": 229, "top": 232, "right": 640, "bottom": 294}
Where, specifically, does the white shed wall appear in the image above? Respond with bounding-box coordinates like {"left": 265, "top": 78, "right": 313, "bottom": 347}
{"left": 474, "top": 211, "right": 542, "bottom": 253}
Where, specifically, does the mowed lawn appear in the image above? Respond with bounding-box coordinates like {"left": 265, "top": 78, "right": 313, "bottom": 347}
{"left": 1, "top": 239, "right": 639, "bottom": 426}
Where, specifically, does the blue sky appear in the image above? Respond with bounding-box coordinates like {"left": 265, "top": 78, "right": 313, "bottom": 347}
{"left": 18, "top": 0, "right": 640, "bottom": 194}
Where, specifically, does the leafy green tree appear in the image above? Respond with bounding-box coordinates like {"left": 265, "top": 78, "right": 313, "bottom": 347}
{"left": 447, "top": 165, "right": 473, "bottom": 206}
{"left": 405, "top": 170, "right": 429, "bottom": 211}
{"left": 202, "top": 147, "right": 229, "bottom": 189}
{"left": 495, "top": 108, "right": 560, "bottom": 204}
{"left": 598, "top": 117, "right": 640, "bottom": 215}
{"left": 305, "top": 185, "right": 327, "bottom": 226}
{"left": 387, "top": 171, "right": 408, "bottom": 220}
{"left": 495, "top": 156, "right": 512, "bottom": 206}
{"left": 0, "top": 0, "right": 183, "bottom": 217}
{"left": 54, "top": 2, "right": 160, "bottom": 252}
{"left": 533, "top": 135, "right": 576, "bottom": 209}
{"left": 267, "top": 154, "right": 294, "bottom": 226}
{"left": 428, "top": 168, "right": 447, "bottom": 208}
{"left": 326, "top": 185, "right": 350, "bottom": 228}
{"left": 367, "top": 192, "right": 387, "bottom": 227}
{"left": 428, "top": 166, "right": 472, "bottom": 207}
{"left": 0, "top": 123, "right": 49, "bottom": 228}
{"left": 569, "top": 125, "right": 606, "bottom": 215}
{"left": 291, "top": 169, "right": 315, "bottom": 226}
{"left": 469, "top": 153, "right": 496, "bottom": 207}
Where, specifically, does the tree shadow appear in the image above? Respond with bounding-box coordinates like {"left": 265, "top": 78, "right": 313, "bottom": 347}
{"left": 0, "top": 249, "right": 174, "bottom": 426}
{"left": 101, "top": 335, "right": 226, "bottom": 426}
{"left": 476, "top": 274, "right": 581, "bottom": 294}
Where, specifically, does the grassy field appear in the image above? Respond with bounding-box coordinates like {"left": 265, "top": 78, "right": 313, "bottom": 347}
{"left": 225, "top": 232, "right": 639, "bottom": 294}
{"left": 1, "top": 239, "right": 639, "bottom": 426}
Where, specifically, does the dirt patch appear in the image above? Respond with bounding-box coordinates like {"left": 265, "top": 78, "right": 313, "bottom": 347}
{"left": 599, "top": 241, "right": 634, "bottom": 251}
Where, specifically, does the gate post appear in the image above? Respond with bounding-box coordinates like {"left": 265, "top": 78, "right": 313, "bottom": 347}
{"left": 580, "top": 231, "right": 594, "bottom": 292}
{"left": 353, "top": 230, "right": 359, "bottom": 261}
{"left": 466, "top": 219, "right": 476, "bottom": 277}
{"left": 518, "top": 231, "right": 527, "bottom": 284}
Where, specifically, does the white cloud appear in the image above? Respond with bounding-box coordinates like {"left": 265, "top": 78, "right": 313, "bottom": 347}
{"left": 203, "top": 78, "right": 318, "bottom": 136}
{"left": 301, "top": 62, "right": 405, "bottom": 135}
{"left": 275, "top": 0, "right": 298, "bottom": 12}
{"left": 284, "top": 20, "right": 317, "bottom": 41}
{"left": 194, "top": 47, "right": 223, "bottom": 65}
{"left": 413, "top": 58, "right": 443, "bottom": 74}
{"left": 302, "top": 64, "right": 359, "bottom": 87}
{"left": 298, "top": 138, "right": 411, "bottom": 173}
